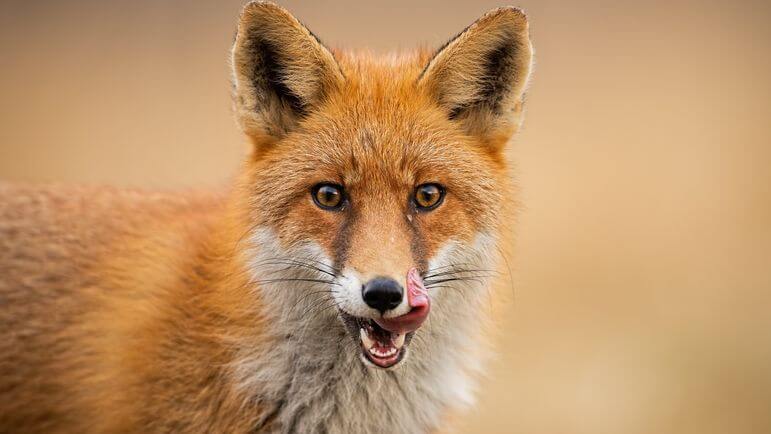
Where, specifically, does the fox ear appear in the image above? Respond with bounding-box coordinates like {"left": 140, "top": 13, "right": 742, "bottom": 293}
{"left": 418, "top": 7, "right": 533, "bottom": 147}
{"left": 231, "top": 1, "right": 344, "bottom": 142}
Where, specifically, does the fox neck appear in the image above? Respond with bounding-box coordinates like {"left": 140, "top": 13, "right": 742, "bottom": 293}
{"left": 231, "top": 302, "right": 484, "bottom": 434}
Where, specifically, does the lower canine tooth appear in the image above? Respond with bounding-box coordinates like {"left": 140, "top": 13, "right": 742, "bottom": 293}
{"left": 360, "top": 328, "right": 375, "bottom": 349}
{"left": 393, "top": 333, "right": 406, "bottom": 349}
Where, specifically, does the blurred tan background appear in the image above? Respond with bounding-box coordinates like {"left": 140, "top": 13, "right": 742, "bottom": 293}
{"left": 2, "top": 0, "right": 770, "bottom": 433}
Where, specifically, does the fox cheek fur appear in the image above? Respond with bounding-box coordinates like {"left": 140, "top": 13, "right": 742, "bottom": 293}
{"left": 0, "top": 1, "right": 532, "bottom": 433}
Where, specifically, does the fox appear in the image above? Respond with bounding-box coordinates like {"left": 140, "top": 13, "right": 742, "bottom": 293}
{"left": 0, "top": 2, "right": 533, "bottom": 433}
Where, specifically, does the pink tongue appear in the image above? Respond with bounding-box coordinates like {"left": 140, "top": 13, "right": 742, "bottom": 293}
{"left": 374, "top": 268, "right": 430, "bottom": 333}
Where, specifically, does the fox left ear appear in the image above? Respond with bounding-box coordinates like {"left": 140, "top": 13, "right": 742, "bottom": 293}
{"left": 231, "top": 1, "right": 344, "bottom": 143}
{"left": 418, "top": 7, "right": 533, "bottom": 148}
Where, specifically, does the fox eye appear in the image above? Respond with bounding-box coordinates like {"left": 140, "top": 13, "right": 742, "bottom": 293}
{"left": 414, "top": 183, "right": 445, "bottom": 211}
{"left": 312, "top": 183, "right": 344, "bottom": 210}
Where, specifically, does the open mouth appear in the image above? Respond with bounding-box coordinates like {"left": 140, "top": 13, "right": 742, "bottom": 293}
{"left": 345, "top": 314, "right": 412, "bottom": 368}
{"left": 338, "top": 268, "right": 430, "bottom": 369}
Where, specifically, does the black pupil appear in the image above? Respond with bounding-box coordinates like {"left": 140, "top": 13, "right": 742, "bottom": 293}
{"left": 318, "top": 186, "right": 340, "bottom": 206}
{"left": 419, "top": 185, "right": 439, "bottom": 206}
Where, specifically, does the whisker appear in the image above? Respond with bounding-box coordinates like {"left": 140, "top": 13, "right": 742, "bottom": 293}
{"left": 230, "top": 224, "right": 342, "bottom": 276}
{"left": 424, "top": 284, "right": 462, "bottom": 293}
{"left": 423, "top": 268, "right": 499, "bottom": 280}
{"left": 423, "top": 262, "right": 476, "bottom": 274}
{"left": 297, "top": 297, "right": 337, "bottom": 316}
{"left": 295, "top": 299, "right": 342, "bottom": 342}
{"left": 284, "top": 256, "right": 341, "bottom": 274}
{"left": 302, "top": 257, "right": 342, "bottom": 275}
{"left": 424, "top": 276, "right": 489, "bottom": 286}
{"left": 234, "top": 220, "right": 264, "bottom": 252}
{"left": 306, "top": 301, "right": 341, "bottom": 324}
{"left": 294, "top": 289, "right": 340, "bottom": 308}
{"left": 253, "top": 277, "right": 341, "bottom": 286}
{"left": 495, "top": 244, "right": 517, "bottom": 301}
{"left": 297, "top": 298, "right": 332, "bottom": 319}
{"left": 254, "top": 258, "right": 338, "bottom": 277}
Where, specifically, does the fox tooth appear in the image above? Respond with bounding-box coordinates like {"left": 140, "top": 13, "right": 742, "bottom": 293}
{"left": 360, "top": 328, "right": 375, "bottom": 350}
{"left": 393, "top": 333, "right": 405, "bottom": 349}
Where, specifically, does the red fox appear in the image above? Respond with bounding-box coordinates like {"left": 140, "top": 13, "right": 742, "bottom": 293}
{"left": 0, "top": 2, "right": 532, "bottom": 432}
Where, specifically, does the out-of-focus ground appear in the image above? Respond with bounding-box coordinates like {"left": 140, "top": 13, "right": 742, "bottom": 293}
{"left": 1, "top": 1, "right": 770, "bottom": 433}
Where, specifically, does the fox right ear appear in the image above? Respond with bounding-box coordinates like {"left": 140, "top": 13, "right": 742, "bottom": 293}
{"left": 418, "top": 7, "right": 533, "bottom": 148}
{"left": 231, "top": 1, "right": 344, "bottom": 143}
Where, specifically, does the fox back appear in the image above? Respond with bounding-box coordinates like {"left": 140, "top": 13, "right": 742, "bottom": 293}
{"left": 0, "top": 2, "right": 533, "bottom": 433}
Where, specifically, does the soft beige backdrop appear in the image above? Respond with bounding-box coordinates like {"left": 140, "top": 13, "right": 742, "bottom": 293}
{"left": 1, "top": 1, "right": 770, "bottom": 433}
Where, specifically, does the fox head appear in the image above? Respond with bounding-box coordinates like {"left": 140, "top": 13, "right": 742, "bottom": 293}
{"left": 231, "top": 2, "right": 532, "bottom": 371}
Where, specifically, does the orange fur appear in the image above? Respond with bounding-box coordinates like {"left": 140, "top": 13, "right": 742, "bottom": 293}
{"left": 0, "top": 2, "right": 532, "bottom": 432}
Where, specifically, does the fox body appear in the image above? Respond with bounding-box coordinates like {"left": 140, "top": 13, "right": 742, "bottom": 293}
{"left": 0, "top": 2, "right": 533, "bottom": 433}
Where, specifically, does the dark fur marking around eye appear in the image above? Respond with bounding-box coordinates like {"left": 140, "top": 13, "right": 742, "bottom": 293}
{"left": 404, "top": 210, "right": 429, "bottom": 273}
{"left": 249, "top": 37, "right": 307, "bottom": 116}
{"left": 332, "top": 203, "right": 357, "bottom": 271}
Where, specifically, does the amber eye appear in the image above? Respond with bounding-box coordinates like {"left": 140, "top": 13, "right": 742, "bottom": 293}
{"left": 311, "top": 183, "right": 344, "bottom": 210}
{"left": 414, "top": 183, "right": 445, "bottom": 211}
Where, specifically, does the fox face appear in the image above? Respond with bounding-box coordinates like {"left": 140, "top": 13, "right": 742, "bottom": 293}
{"left": 232, "top": 2, "right": 532, "bottom": 370}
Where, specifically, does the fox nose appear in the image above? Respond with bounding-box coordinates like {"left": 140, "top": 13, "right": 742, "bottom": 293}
{"left": 362, "top": 277, "right": 403, "bottom": 313}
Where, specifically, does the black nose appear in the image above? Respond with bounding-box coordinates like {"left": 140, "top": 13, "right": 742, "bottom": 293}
{"left": 362, "top": 277, "right": 404, "bottom": 313}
